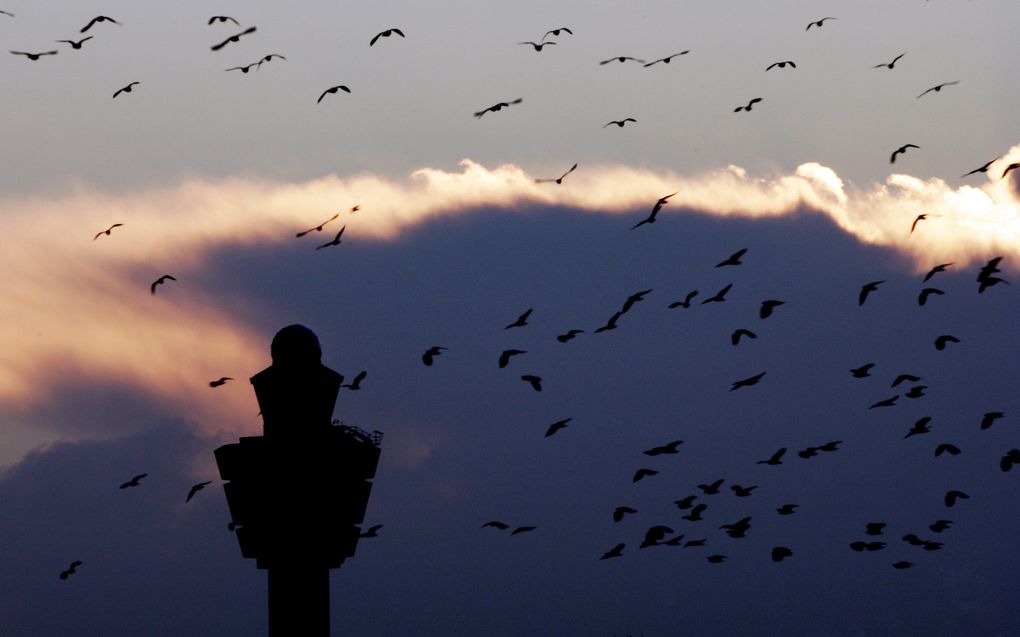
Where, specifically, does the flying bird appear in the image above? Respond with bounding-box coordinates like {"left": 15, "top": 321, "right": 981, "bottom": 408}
{"left": 599, "top": 543, "right": 625, "bottom": 560}
{"left": 603, "top": 118, "right": 637, "bottom": 128}
{"left": 112, "top": 82, "right": 140, "bottom": 98}
{"left": 731, "top": 484, "right": 757, "bottom": 498}
{"left": 707, "top": 554, "right": 727, "bottom": 564}
{"left": 474, "top": 98, "right": 523, "bottom": 118}
{"left": 683, "top": 504, "right": 707, "bottom": 521}
{"left": 342, "top": 370, "right": 367, "bottom": 390}
{"left": 0, "top": 10, "right": 12, "bottom": 17}
{"left": 209, "top": 377, "right": 233, "bottom": 388}
{"left": 56, "top": 37, "right": 93, "bottom": 49}
{"left": 923, "top": 263, "right": 952, "bottom": 282}
{"left": 620, "top": 289, "right": 653, "bottom": 314}
{"left": 315, "top": 226, "right": 346, "bottom": 250}
{"left": 211, "top": 26, "right": 256, "bottom": 51}
{"left": 731, "top": 328, "right": 757, "bottom": 346}
{"left": 185, "top": 481, "right": 213, "bottom": 503}
{"left": 771, "top": 546, "right": 793, "bottom": 562}
{"left": 593, "top": 311, "right": 622, "bottom": 333}
{"left": 910, "top": 213, "right": 940, "bottom": 234}
{"left": 904, "top": 417, "right": 933, "bottom": 439}
{"left": 556, "top": 329, "right": 584, "bottom": 342}
{"left": 518, "top": 41, "right": 556, "bottom": 51}
{"left": 520, "top": 375, "right": 543, "bottom": 392}
{"left": 873, "top": 53, "right": 906, "bottom": 69}
{"left": 208, "top": 16, "right": 240, "bottom": 26}
{"left": 370, "top": 28, "right": 404, "bottom": 46}
{"left": 545, "top": 418, "right": 571, "bottom": 438}
{"left": 806, "top": 17, "right": 837, "bottom": 30}
{"left": 890, "top": 144, "right": 920, "bottom": 163}
{"left": 317, "top": 85, "right": 351, "bottom": 103}
{"left": 701, "top": 283, "right": 733, "bottom": 304}
{"left": 716, "top": 248, "right": 747, "bottom": 267}
{"left": 505, "top": 308, "right": 533, "bottom": 329}
{"left": 960, "top": 158, "right": 998, "bottom": 178}
{"left": 757, "top": 448, "right": 787, "bottom": 465}
{"left": 734, "top": 98, "right": 762, "bottom": 112}
{"left": 10, "top": 50, "right": 58, "bottom": 60}
{"left": 643, "top": 440, "right": 683, "bottom": 456}
{"left": 599, "top": 56, "right": 645, "bottom": 65}
{"left": 944, "top": 490, "right": 969, "bottom": 507}
{"left": 669, "top": 290, "right": 699, "bottom": 309}
{"left": 257, "top": 53, "right": 286, "bottom": 69}
{"left": 891, "top": 373, "right": 921, "bottom": 388}
{"left": 482, "top": 521, "right": 509, "bottom": 530}
{"left": 81, "top": 15, "right": 121, "bottom": 33}
{"left": 980, "top": 411, "right": 1004, "bottom": 430}
{"left": 918, "top": 288, "right": 944, "bottom": 306}
{"left": 1001, "top": 163, "right": 1020, "bottom": 180}
{"left": 359, "top": 524, "right": 383, "bottom": 538}
{"left": 865, "top": 522, "right": 886, "bottom": 536}
{"left": 698, "top": 479, "right": 724, "bottom": 495}
{"left": 296, "top": 213, "right": 340, "bottom": 237}
{"left": 639, "top": 525, "right": 675, "bottom": 548}
{"left": 917, "top": 81, "right": 959, "bottom": 99}
{"left": 534, "top": 163, "right": 578, "bottom": 184}
{"left": 630, "top": 192, "right": 677, "bottom": 230}
{"left": 850, "top": 363, "right": 875, "bottom": 378}
{"left": 934, "top": 334, "right": 960, "bottom": 351}
{"left": 858, "top": 280, "right": 884, "bottom": 305}
{"left": 765, "top": 61, "right": 796, "bottom": 71}
{"left": 644, "top": 51, "right": 689, "bottom": 67}
{"left": 776, "top": 504, "right": 798, "bottom": 515}
{"left": 150, "top": 275, "right": 177, "bottom": 295}
{"left": 119, "top": 473, "right": 148, "bottom": 489}
{"left": 421, "top": 346, "right": 446, "bottom": 366}
{"left": 869, "top": 395, "right": 899, "bottom": 409}
{"left": 59, "top": 560, "right": 83, "bottom": 580}
{"left": 226, "top": 63, "right": 258, "bottom": 73}
{"left": 904, "top": 385, "right": 928, "bottom": 399}
{"left": 542, "top": 27, "right": 573, "bottom": 40}
{"left": 892, "top": 561, "right": 913, "bottom": 570}
{"left": 93, "top": 223, "right": 123, "bottom": 240}
{"left": 510, "top": 526, "right": 537, "bottom": 535}
{"left": 730, "top": 372, "right": 765, "bottom": 391}
{"left": 935, "top": 443, "right": 961, "bottom": 457}
{"left": 632, "top": 468, "right": 658, "bottom": 483}
{"left": 760, "top": 300, "right": 785, "bottom": 319}
{"left": 929, "top": 520, "right": 953, "bottom": 533}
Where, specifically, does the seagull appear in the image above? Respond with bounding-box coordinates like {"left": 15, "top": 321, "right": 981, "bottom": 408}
{"left": 317, "top": 85, "right": 351, "bottom": 103}
{"left": 630, "top": 191, "right": 677, "bottom": 229}
{"left": 917, "top": 81, "right": 959, "bottom": 99}
{"left": 474, "top": 98, "right": 523, "bottom": 118}
{"left": 776, "top": 504, "right": 798, "bottom": 515}
{"left": 869, "top": 395, "right": 899, "bottom": 409}
{"left": 806, "top": 17, "right": 837, "bottom": 30}
{"left": 716, "top": 248, "right": 747, "bottom": 267}
{"left": 150, "top": 275, "right": 177, "bottom": 295}
{"left": 918, "top": 288, "right": 944, "bottom": 306}
{"left": 771, "top": 547, "right": 793, "bottom": 562}
{"left": 757, "top": 448, "right": 787, "bottom": 465}
{"left": 296, "top": 213, "right": 340, "bottom": 237}
{"left": 599, "top": 56, "right": 645, "bottom": 65}
{"left": 603, "top": 118, "right": 637, "bottom": 128}
{"left": 701, "top": 284, "right": 733, "bottom": 305}
{"left": 873, "top": 53, "right": 906, "bottom": 69}
{"left": 674, "top": 495, "right": 697, "bottom": 509}
{"left": 765, "top": 60, "right": 796, "bottom": 71}
{"left": 93, "top": 223, "right": 123, "bottom": 240}
{"left": 731, "top": 329, "right": 757, "bottom": 346}
{"left": 960, "top": 158, "right": 998, "bottom": 178}
{"left": 315, "top": 226, "right": 345, "bottom": 250}
{"left": 643, "top": 440, "right": 683, "bottom": 456}
{"left": 859, "top": 280, "right": 883, "bottom": 305}
{"left": 644, "top": 51, "right": 689, "bottom": 67}
{"left": 342, "top": 370, "right": 367, "bottom": 390}
{"left": 599, "top": 543, "right": 625, "bottom": 560}
{"left": 421, "top": 346, "right": 446, "bottom": 366}
{"left": 620, "top": 289, "right": 653, "bottom": 314}
{"left": 505, "top": 309, "right": 533, "bottom": 329}
{"left": 534, "top": 163, "right": 578, "bottom": 184}
{"left": 731, "top": 372, "right": 765, "bottom": 391}
{"left": 56, "top": 37, "right": 93, "bottom": 49}
{"left": 904, "top": 417, "right": 933, "bottom": 439}
{"left": 850, "top": 363, "right": 875, "bottom": 378}
{"left": 935, "top": 443, "right": 962, "bottom": 457}
{"left": 545, "top": 418, "right": 571, "bottom": 437}
{"left": 518, "top": 41, "right": 555, "bottom": 51}
{"left": 520, "top": 375, "right": 543, "bottom": 392}
{"left": 59, "top": 560, "right": 83, "bottom": 580}
{"left": 669, "top": 291, "right": 699, "bottom": 309}
{"left": 1002, "top": 163, "right": 1020, "bottom": 180}
{"left": 482, "top": 521, "right": 510, "bottom": 530}
{"left": 359, "top": 524, "right": 383, "bottom": 538}
{"left": 593, "top": 311, "right": 622, "bottom": 333}
{"left": 370, "top": 28, "right": 404, "bottom": 46}
{"left": 910, "top": 213, "right": 940, "bottom": 234}
{"left": 683, "top": 504, "right": 707, "bottom": 521}
{"left": 185, "top": 481, "right": 213, "bottom": 503}
{"left": 226, "top": 63, "right": 258, "bottom": 73}
{"left": 734, "top": 98, "right": 763, "bottom": 112}
{"left": 119, "top": 473, "right": 148, "bottom": 489}
{"left": 923, "top": 263, "right": 952, "bottom": 282}
{"left": 256, "top": 53, "right": 287, "bottom": 69}
{"left": 10, "top": 50, "right": 58, "bottom": 60}
{"left": 112, "top": 82, "right": 140, "bottom": 98}
{"left": 891, "top": 373, "right": 921, "bottom": 388}
{"left": 208, "top": 16, "right": 240, "bottom": 26}
{"left": 934, "top": 334, "right": 960, "bottom": 351}
{"left": 556, "top": 329, "right": 584, "bottom": 342}
{"left": 81, "top": 15, "right": 121, "bottom": 33}
{"left": 944, "top": 490, "right": 969, "bottom": 507}
{"left": 890, "top": 144, "right": 920, "bottom": 163}
{"left": 211, "top": 26, "right": 256, "bottom": 51}
{"left": 209, "top": 377, "right": 233, "bottom": 388}
{"left": 980, "top": 411, "right": 1004, "bottom": 430}
{"left": 632, "top": 468, "right": 658, "bottom": 483}
{"left": 542, "top": 27, "right": 573, "bottom": 40}
{"left": 698, "top": 479, "right": 724, "bottom": 495}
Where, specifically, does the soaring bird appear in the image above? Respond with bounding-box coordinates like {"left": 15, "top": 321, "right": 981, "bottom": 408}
{"left": 760, "top": 299, "right": 785, "bottom": 318}
{"left": 93, "top": 223, "right": 123, "bottom": 240}
{"left": 1002, "top": 163, "right": 1020, "bottom": 180}
{"left": 315, "top": 226, "right": 345, "bottom": 250}
{"left": 59, "top": 560, "right": 83, "bottom": 580}
{"left": 593, "top": 311, "right": 622, "bottom": 333}
{"left": 929, "top": 520, "right": 953, "bottom": 533}
{"left": 542, "top": 27, "right": 573, "bottom": 40}
{"left": 56, "top": 37, "right": 93, "bottom": 49}
{"left": 317, "top": 85, "right": 351, "bottom": 103}
{"left": 119, "top": 473, "right": 148, "bottom": 489}
{"left": 534, "top": 163, "right": 578, "bottom": 184}
{"left": 923, "top": 263, "right": 952, "bottom": 282}
{"left": 359, "top": 524, "right": 383, "bottom": 538}
{"left": 858, "top": 280, "right": 884, "bottom": 305}
{"left": 734, "top": 98, "right": 763, "bottom": 112}
{"left": 644, "top": 51, "right": 689, "bottom": 67}
{"left": 520, "top": 375, "right": 543, "bottom": 392}
{"left": 518, "top": 41, "right": 555, "bottom": 51}
{"left": 112, "top": 82, "right": 140, "bottom": 98}
{"left": 890, "top": 144, "right": 920, "bottom": 163}
{"left": 918, "top": 288, "right": 944, "bottom": 306}
{"left": 669, "top": 290, "right": 699, "bottom": 308}
{"left": 10, "top": 50, "right": 58, "bottom": 60}
{"left": 944, "top": 490, "right": 969, "bottom": 507}
{"left": 510, "top": 526, "right": 537, "bottom": 535}
{"left": 697, "top": 479, "right": 724, "bottom": 495}
{"left": 701, "top": 283, "right": 733, "bottom": 304}
{"left": 730, "top": 372, "right": 765, "bottom": 391}
{"left": 257, "top": 53, "right": 287, "bottom": 69}
{"left": 776, "top": 504, "right": 798, "bottom": 515}
{"left": 765, "top": 60, "right": 795, "bottom": 71}
{"left": 81, "top": 15, "right": 121, "bottom": 32}
{"left": 934, "top": 334, "right": 960, "bottom": 351}
{"left": 370, "top": 28, "right": 404, "bottom": 46}
{"left": 185, "top": 481, "right": 213, "bottom": 503}
{"left": 904, "top": 417, "right": 933, "bottom": 439}
{"left": 545, "top": 418, "right": 571, "bottom": 438}
{"left": 209, "top": 377, "right": 233, "bottom": 388}
{"left": 150, "top": 275, "right": 177, "bottom": 295}
{"left": 211, "top": 26, "right": 256, "bottom": 51}
{"left": 296, "top": 212, "right": 340, "bottom": 237}
{"left": 716, "top": 248, "right": 747, "bottom": 267}
{"left": 891, "top": 373, "right": 921, "bottom": 388}
{"left": 505, "top": 309, "right": 533, "bottom": 329}
{"left": 556, "top": 329, "right": 584, "bottom": 342}
{"left": 474, "top": 98, "right": 523, "bottom": 118}
{"left": 643, "top": 440, "right": 683, "bottom": 456}
{"left": 208, "top": 16, "right": 240, "bottom": 26}
{"left": 482, "top": 521, "right": 510, "bottom": 530}
{"left": 342, "top": 370, "right": 367, "bottom": 390}
{"left": 806, "top": 17, "right": 837, "bottom": 30}
{"left": 630, "top": 191, "right": 677, "bottom": 229}
{"left": 917, "top": 81, "right": 959, "bottom": 99}
{"left": 905, "top": 385, "right": 928, "bottom": 399}
{"left": 873, "top": 53, "right": 906, "bottom": 69}
{"left": 731, "top": 484, "right": 757, "bottom": 497}
{"left": 620, "top": 289, "right": 653, "bottom": 314}
{"left": 910, "top": 213, "right": 941, "bottom": 234}
{"left": 850, "top": 363, "right": 875, "bottom": 378}
{"left": 731, "top": 329, "right": 757, "bottom": 346}
{"left": 869, "top": 395, "right": 899, "bottom": 409}
{"left": 683, "top": 504, "right": 707, "bottom": 521}
{"left": 632, "top": 468, "right": 658, "bottom": 483}
{"left": 226, "top": 63, "right": 258, "bottom": 73}
{"left": 599, "top": 543, "right": 625, "bottom": 560}
{"left": 603, "top": 118, "right": 637, "bottom": 128}
{"left": 771, "top": 546, "right": 793, "bottom": 562}
{"left": 421, "top": 346, "right": 446, "bottom": 366}
{"left": 960, "top": 158, "right": 998, "bottom": 178}
{"left": 935, "top": 443, "right": 962, "bottom": 457}
{"left": 674, "top": 495, "right": 698, "bottom": 509}
{"left": 980, "top": 411, "right": 1004, "bottom": 430}
{"left": 757, "top": 448, "right": 786, "bottom": 465}
{"left": 599, "top": 56, "right": 645, "bottom": 65}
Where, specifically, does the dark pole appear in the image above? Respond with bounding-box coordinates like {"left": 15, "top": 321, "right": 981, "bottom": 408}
{"left": 268, "top": 564, "right": 329, "bottom": 636}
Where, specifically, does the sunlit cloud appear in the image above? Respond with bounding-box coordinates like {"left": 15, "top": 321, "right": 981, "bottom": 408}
{"left": 1, "top": 144, "right": 1018, "bottom": 459}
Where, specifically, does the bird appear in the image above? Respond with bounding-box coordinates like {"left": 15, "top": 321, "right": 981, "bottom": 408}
{"left": 850, "top": 363, "right": 875, "bottom": 378}
{"left": 482, "top": 521, "right": 510, "bottom": 530}
{"left": 669, "top": 291, "right": 699, "bottom": 309}
{"left": 765, "top": 61, "right": 796, "bottom": 71}
{"left": 421, "top": 346, "right": 446, "bottom": 366}
{"left": 707, "top": 554, "right": 727, "bottom": 564}
{"left": 757, "top": 448, "right": 786, "bottom": 465}
{"left": 542, "top": 27, "right": 573, "bottom": 40}
{"left": 10, "top": 50, "right": 58, "bottom": 61}
{"left": 918, "top": 288, "right": 945, "bottom": 306}
{"left": 716, "top": 248, "right": 747, "bottom": 267}
{"left": 474, "top": 98, "right": 523, "bottom": 118}
{"left": 520, "top": 375, "right": 542, "bottom": 392}
{"left": 663, "top": 535, "right": 687, "bottom": 547}
{"left": 81, "top": 15, "right": 121, "bottom": 33}
{"left": 505, "top": 309, "right": 533, "bottom": 330}
{"left": 211, "top": 26, "right": 256, "bottom": 51}
{"left": 1001, "top": 163, "right": 1020, "bottom": 180}
{"left": 683, "top": 539, "right": 706, "bottom": 548}
{"left": 859, "top": 280, "right": 884, "bottom": 305}
{"left": 612, "top": 506, "right": 637, "bottom": 523}
{"left": 119, "top": 473, "right": 148, "bottom": 489}
{"left": 556, "top": 329, "right": 584, "bottom": 342}
{"left": 849, "top": 541, "right": 886, "bottom": 552}
{"left": 370, "top": 28, "right": 404, "bottom": 46}
{"left": 697, "top": 479, "right": 724, "bottom": 495}
{"left": 209, "top": 377, "right": 233, "bottom": 388}
{"left": 798, "top": 446, "right": 819, "bottom": 459}
{"left": 630, "top": 192, "right": 677, "bottom": 229}
{"left": 910, "top": 214, "right": 936, "bottom": 234}
{"left": 934, "top": 335, "right": 960, "bottom": 351}
{"left": 342, "top": 370, "right": 367, "bottom": 390}
{"left": 731, "top": 329, "right": 757, "bottom": 346}
{"left": 603, "top": 118, "right": 637, "bottom": 128}
{"left": 226, "top": 63, "right": 258, "bottom": 73}
{"left": 545, "top": 418, "right": 571, "bottom": 438}
{"left": 734, "top": 98, "right": 763, "bottom": 112}
{"left": 929, "top": 520, "right": 953, "bottom": 533}
{"left": 720, "top": 516, "right": 752, "bottom": 538}
{"left": 359, "top": 524, "right": 383, "bottom": 538}
{"left": 980, "top": 411, "right": 1004, "bottom": 430}
{"left": 892, "top": 561, "right": 914, "bottom": 570}
{"left": 643, "top": 440, "right": 683, "bottom": 456}
{"left": 1001, "top": 449, "right": 1020, "bottom": 472}
{"left": 731, "top": 484, "right": 757, "bottom": 497}
{"left": 208, "top": 16, "right": 240, "bottom": 26}
{"left": 759, "top": 300, "right": 785, "bottom": 319}
{"left": 510, "top": 526, "right": 537, "bottom": 535}
{"left": 640, "top": 525, "right": 674, "bottom": 548}
{"left": 296, "top": 213, "right": 340, "bottom": 237}
{"left": 904, "top": 417, "right": 933, "bottom": 439}
{"left": 315, "top": 226, "right": 345, "bottom": 250}
{"left": 620, "top": 289, "right": 653, "bottom": 314}
{"left": 865, "top": 522, "right": 886, "bottom": 536}
{"left": 776, "top": 504, "right": 798, "bottom": 515}
{"left": 730, "top": 371, "right": 765, "bottom": 391}
{"left": 185, "top": 481, "right": 213, "bottom": 503}
{"left": 599, "top": 56, "right": 645, "bottom": 65}
{"left": 674, "top": 495, "right": 698, "bottom": 509}
{"left": 923, "top": 263, "right": 952, "bottom": 282}
{"left": 256, "top": 54, "right": 287, "bottom": 69}
{"left": 806, "top": 17, "right": 837, "bottom": 30}
{"left": 891, "top": 373, "right": 921, "bottom": 388}
{"left": 633, "top": 468, "right": 658, "bottom": 483}
{"left": 960, "top": 159, "right": 998, "bottom": 178}
{"left": 599, "top": 543, "right": 625, "bottom": 560}
{"left": 56, "top": 37, "right": 93, "bottom": 50}
{"left": 518, "top": 41, "right": 556, "bottom": 51}
{"left": 873, "top": 53, "right": 906, "bottom": 69}
{"left": 593, "top": 311, "right": 622, "bottom": 333}
{"left": 535, "top": 163, "right": 578, "bottom": 184}
{"left": 869, "top": 395, "right": 899, "bottom": 409}
{"left": 771, "top": 547, "right": 793, "bottom": 562}
{"left": 935, "top": 443, "right": 962, "bottom": 457}
{"left": 113, "top": 82, "right": 140, "bottom": 99}
{"left": 683, "top": 504, "right": 707, "bottom": 521}
{"left": 93, "top": 223, "right": 123, "bottom": 240}
{"left": 701, "top": 283, "right": 733, "bottom": 304}
{"left": 317, "top": 85, "right": 351, "bottom": 103}
{"left": 890, "top": 144, "right": 920, "bottom": 163}
{"left": 150, "top": 275, "right": 177, "bottom": 295}
{"left": 818, "top": 441, "right": 842, "bottom": 452}
{"left": 917, "top": 81, "right": 960, "bottom": 99}
{"left": 944, "top": 490, "right": 969, "bottom": 507}
{"left": 59, "top": 560, "right": 83, "bottom": 580}
{"left": 0, "top": 10, "right": 13, "bottom": 17}
{"left": 644, "top": 51, "right": 689, "bottom": 67}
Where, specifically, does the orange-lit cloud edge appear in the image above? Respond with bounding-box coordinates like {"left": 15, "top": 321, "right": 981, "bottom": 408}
{"left": 2, "top": 147, "right": 1018, "bottom": 465}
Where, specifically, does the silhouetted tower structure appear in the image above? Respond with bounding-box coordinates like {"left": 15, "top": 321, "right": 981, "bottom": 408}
{"left": 215, "top": 325, "right": 382, "bottom": 636}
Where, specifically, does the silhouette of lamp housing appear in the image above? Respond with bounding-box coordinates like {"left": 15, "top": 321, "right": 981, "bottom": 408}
{"left": 214, "top": 325, "right": 382, "bottom": 635}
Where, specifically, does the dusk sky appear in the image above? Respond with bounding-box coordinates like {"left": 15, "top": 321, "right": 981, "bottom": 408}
{"left": 2, "top": 1, "right": 1019, "bottom": 635}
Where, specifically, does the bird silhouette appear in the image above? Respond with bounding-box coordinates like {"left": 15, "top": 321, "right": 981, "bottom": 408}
{"left": 542, "top": 27, "right": 573, "bottom": 40}
{"left": 1000, "top": 449, "right": 1020, "bottom": 472}
{"left": 150, "top": 275, "right": 177, "bottom": 295}
{"left": 93, "top": 223, "right": 123, "bottom": 240}
{"left": 482, "top": 521, "right": 510, "bottom": 530}
{"left": 185, "top": 481, "right": 213, "bottom": 503}
{"left": 505, "top": 309, "right": 533, "bottom": 330}
{"left": 1001, "top": 163, "right": 1020, "bottom": 180}
{"left": 226, "top": 63, "right": 258, "bottom": 73}
{"left": 873, "top": 53, "right": 906, "bottom": 69}
{"left": 370, "top": 28, "right": 405, "bottom": 46}
{"left": 701, "top": 283, "right": 733, "bottom": 304}
{"left": 630, "top": 191, "right": 677, "bottom": 229}
{"left": 620, "top": 289, "right": 653, "bottom": 314}
{"left": 757, "top": 448, "right": 786, "bottom": 465}
{"left": 510, "top": 526, "right": 537, "bottom": 535}
{"left": 892, "top": 561, "right": 913, "bottom": 569}
{"left": 669, "top": 290, "right": 699, "bottom": 309}
{"left": 771, "top": 546, "right": 793, "bottom": 562}
{"left": 806, "top": 17, "right": 837, "bottom": 30}
{"left": 766, "top": 61, "right": 796, "bottom": 71}
{"left": 730, "top": 371, "right": 765, "bottom": 391}
{"left": 256, "top": 54, "right": 287, "bottom": 69}
{"left": 698, "top": 479, "right": 724, "bottom": 495}
{"left": 683, "top": 538, "right": 707, "bottom": 548}
{"left": 683, "top": 504, "right": 707, "bottom": 521}
{"left": 359, "top": 524, "right": 383, "bottom": 538}
{"left": 674, "top": 495, "right": 698, "bottom": 509}
{"left": 535, "top": 163, "right": 578, "bottom": 184}
{"left": 859, "top": 280, "right": 884, "bottom": 305}
{"left": 315, "top": 226, "right": 345, "bottom": 250}
{"left": 917, "top": 81, "right": 959, "bottom": 99}
{"left": 0, "top": 10, "right": 13, "bottom": 17}
{"left": 923, "top": 263, "right": 952, "bottom": 282}
{"left": 891, "top": 373, "right": 921, "bottom": 388}
{"left": 211, "top": 26, "right": 256, "bottom": 51}
{"left": 612, "top": 506, "right": 637, "bottom": 522}
{"left": 890, "top": 144, "right": 920, "bottom": 163}
{"left": 918, "top": 288, "right": 945, "bottom": 306}
{"left": 934, "top": 335, "right": 960, "bottom": 351}
{"left": 119, "top": 473, "right": 148, "bottom": 489}
{"left": 599, "top": 56, "right": 645, "bottom": 65}
{"left": 818, "top": 440, "right": 842, "bottom": 452}
{"left": 734, "top": 98, "right": 763, "bottom": 112}
{"left": 759, "top": 300, "right": 785, "bottom": 319}
{"left": 593, "top": 311, "right": 622, "bottom": 333}
{"left": 422, "top": 346, "right": 446, "bottom": 366}
{"left": 112, "top": 82, "right": 140, "bottom": 99}
{"left": 545, "top": 418, "right": 571, "bottom": 437}
{"left": 980, "top": 411, "right": 1004, "bottom": 430}
{"left": 474, "top": 98, "right": 523, "bottom": 118}
{"left": 934, "top": 443, "right": 961, "bottom": 457}
{"left": 865, "top": 522, "right": 886, "bottom": 536}
{"left": 208, "top": 16, "right": 240, "bottom": 26}
{"left": 644, "top": 51, "right": 689, "bottom": 67}
{"left": 633, "top": 468, "right": 658, "bottom": 483}
{"left": 604, "top": 118, "right": 637, "bottom": 128}
{"left": 944, "top": 490, "right": 969, "bottom": 507}
{"left": 59, "top": 560, "right": 83, "bottom": 580}
{"left": 850, "top": 363, "right": 875, "bottom": 378}
{"left": 10, "top": 50, "right": 58, "bottom": 60}
{"left": 707, "top": 554, "right": 727, "bottom": 563}
{"left": 643, "top": 440, "right": 683, "bottom": 456}
{"left": 520, "top": 375, "right": 542, "bottom": 392}
{"left": 556, "top": 329, "right": 584, "bottom": 343}
{"left": 716, "top": 248, "right": 747, "bottom": 267}
{"left": 904, "top": 417, "right": 933, "bottom": 439}
{"left": 296, "top": 213, "right": 340, "bottom": 237}
{"left": 342, "top": 370, "right": 367, "bottom": 390}
{"left": 869, "top": 395, "right": 899, "bottom": 409}
{"left": 56, "top": 37, "right": 93, "bottom": 49}
{"left": 720, "top": 516, "right": 752, "bottom": 538}
{"left": 730, "top": 484, "right": 757, "bottom": 497}
{"left": 731, "top": 329, "right": 757, "bottom": 346}
{"left": 850, "top": 541, "right": 886, "bottom": 552}
{"left": 640, "top": 525, "right": 674, "bottom": 547}
{"left": 518, "top": 41, "right": 556, "bottom": 51}
{"left": 776, "top": 504, "right": 798, "bottom": 515}
{"left": 209, "top": 377, "right": 233, "bottom": 388}
{"left": 960, "top": 158, "right": 998, "bottom": 178}
{"left": 928, "top": 520, "right": 953, "bottom": 533}
{"left": 81, "top": 15, "right": 121, "bottom": 33}
{"left": 599, "top": 543, "right": 625, "bottom": 560}
{"left": 317, "top": 85, "right": 351, "bottom": 103}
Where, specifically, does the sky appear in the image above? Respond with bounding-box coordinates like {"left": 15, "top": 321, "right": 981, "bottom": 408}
{"left": 1, "top": 1, "right": 1020, "bottom": 635}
